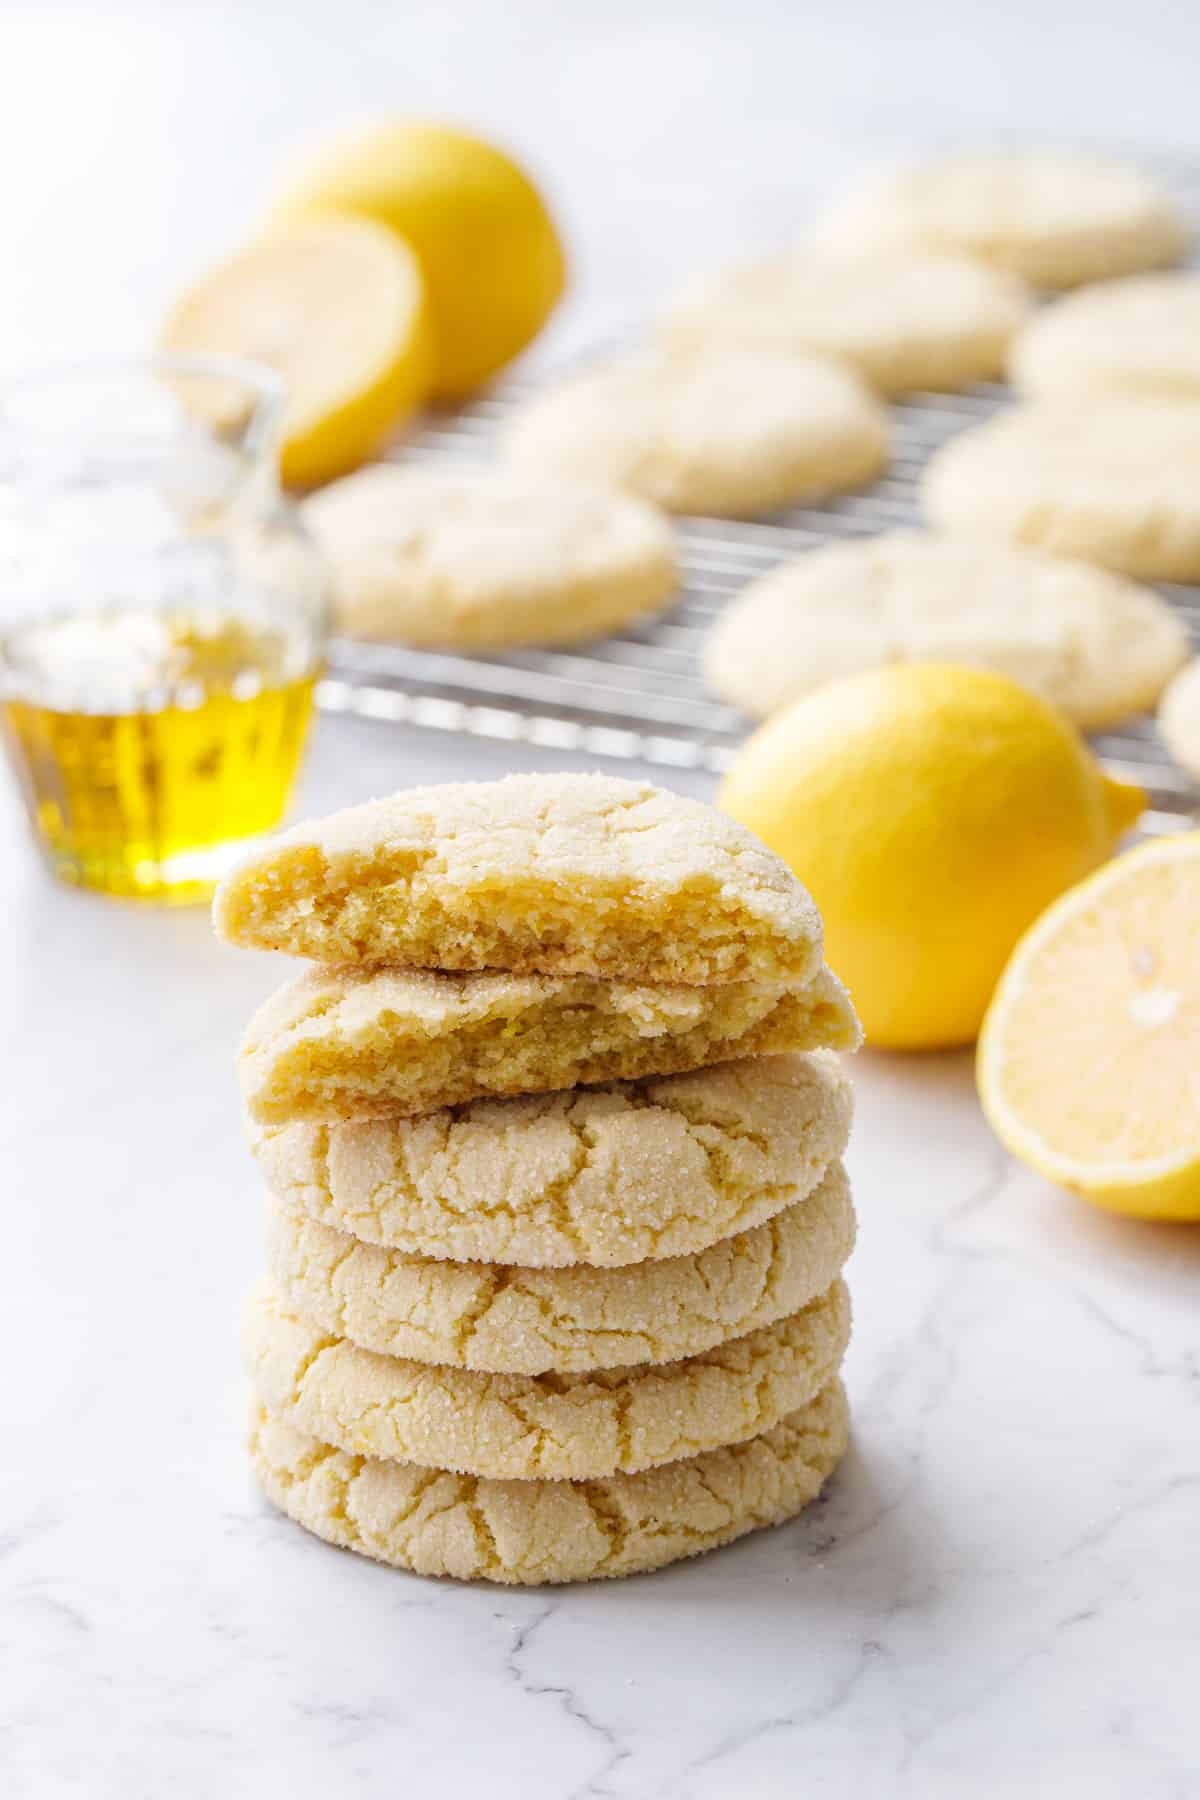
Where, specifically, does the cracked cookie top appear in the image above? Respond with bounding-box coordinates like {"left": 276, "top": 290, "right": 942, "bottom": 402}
{"left": 665, "top": 251, "right": 1032, "bottom": 397}
{"left": 922, "top": 397, "right": 1200, "bottom": 584}
{"left": 263, "top": 1159, "right": 854, "bottom": 1373}
{"left": 249, "top": 1378, "right": 849, "bottom": 1584}
{"left": 243, "top": 1274, "right": 850, "bottom": 1481}
{"left": 214, "top": 772, "right": 824, "bottom": 986}
{"left": 250, "top": 1049, "right": 853, "bottom": 1266}
{"left": 302, "top": 466, "right": 677, "bottom": 649}
{"left": 499, "top": 344, "right": 889, "bottom": 518}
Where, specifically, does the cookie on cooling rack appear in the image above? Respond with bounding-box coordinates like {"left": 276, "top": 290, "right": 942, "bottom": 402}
{"left": 812, "top": 151, "right": 1188, "bottom": 290}
{"left": 302, "top": 466, "right": 677, "bottom": 648}
{"left": 499, "top": 344, "right": 889, "bottom": 518}
{"left": 922, "top": 398, "right": 1200, "bottom": 583}
{"left": 663, "top": 251, "right": 1033, "bottom": 395}
{"left": 1010, "top": 272, "right": 1200, "bottom": 400}
{"left": 704, "top": 531, "right": 1188, "bottom": 727}
{"left": 1158, "top": 659, "right": 1200, "bottom": 782}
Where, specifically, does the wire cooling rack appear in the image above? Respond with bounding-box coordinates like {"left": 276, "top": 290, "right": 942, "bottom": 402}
{"left": 317, "top": 157, "right": 1200, "bottom": 834}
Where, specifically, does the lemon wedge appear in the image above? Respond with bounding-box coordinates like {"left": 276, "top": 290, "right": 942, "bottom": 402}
{"left": 978, "top": 832, "right": 1200, "bottom": 1219}
{"left": 162, "top": 216, "right": 432, "bottom": 487}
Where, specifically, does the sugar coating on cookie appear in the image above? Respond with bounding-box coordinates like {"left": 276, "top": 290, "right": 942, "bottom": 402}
{"left": 243, "top": 1274, "right": 850, "bottom": 1480}
{"left": 249, "top": 1379, "right": 849, "bottom": 1584}
{"left": 923, "top": 399, "right": 1200, "bottom": 583}
{"left": 214, "top": 773, "right": 824, "bottom": 985}
{"left": 499, "top": 344, "right": 888, "bottom": 518}
{"left": 1159, "top": 659, "right": 1200, "bottom": 781}
{"left": 665, "top": 251, "right": 1032, "bottom": 395}
{"left": 238, "top": 962, "right": 859, "bottom": 1127}
{"left": 704, "top": 531, "right": 1188, "bottom": 728}
{"left": 814, "top": 153, "right": 1187, "bottom": 290}
{"left": 1010, "top": 272, "right": 1200, "bottom": 401}
{"left": 263, "top": 1158, "right": 855, "bottom": 1372}
{"left": 301, "top": 466, "right": 677, "bottom": 649}
{"left": 252, "top": 1049, "right": 853, "bottom": 1267}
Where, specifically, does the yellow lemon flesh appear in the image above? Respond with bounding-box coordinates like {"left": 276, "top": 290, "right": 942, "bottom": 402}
{"left": 978, "top": 833, "right": 1200, "bottom": 1220}
{"left": 718, "top": 664, "right": 1143, "bottom": 1050}
{"left": 268, "top": 121, "right": 566, "bottom": 400}
{"left": 162, "top": 216, "right": 432, "bottom": 488}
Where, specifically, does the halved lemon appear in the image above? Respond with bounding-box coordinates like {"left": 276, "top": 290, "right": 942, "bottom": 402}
{"left": 267, "top": 120, "right": 566, "bottom": 399}
{"left": 161, "top": 216, "right": 432, "bottom": 487}
{"left": 978, "top": 832, "right": 1200, "bottom": 1219}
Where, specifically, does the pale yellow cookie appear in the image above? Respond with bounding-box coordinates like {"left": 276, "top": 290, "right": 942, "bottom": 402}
{"left": 301, "top": 465, "right": 677, "bottom": 648}
{"left": 704, "top": 531, "right": 1188, "bottom": 728}
{"left": 249, "top": 1378, "right": 849, "bottom": 1584}
{"left": 499, "top": 344, "right": 888, "bottom": 518}
{"left": 262, "top": 1158, "right": 855, "bottom": 1372}
{"left": 214, "top": 772, "right": 824, "bottom": 986}
{"left": 814, "top": 152, "right": 1187, "bottom": 290}
{"left": 665, "top": 251, "right": 1032, "bottom": 395}
{"left": 238, "top": 963, "right": 859, "bottom": 1126}
{"left": 923, "top": 399, "right": 1200, "bottom": 583}
{"left": 1158, "top": 659, "right": 1200, "bottom": 781}
{"left": 1011, "top": 272, "right": 1200, "bottom": 402}
{"left": 252, "top": 1050, "right": 853, "bottom": 1267}
{"left": 243, "top": 1275, "right": 850, "bottom": 1480}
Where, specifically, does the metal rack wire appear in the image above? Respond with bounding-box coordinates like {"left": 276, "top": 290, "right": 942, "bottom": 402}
{"left": 317, "top": 158, "right": 1200, "bottom": 833}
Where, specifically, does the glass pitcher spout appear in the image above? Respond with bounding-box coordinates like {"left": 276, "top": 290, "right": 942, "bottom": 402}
{"left": 0, "top": 353, "right": 328, "bottom": 903}
{"left": 0, "top": 352, "right": 286, "bottom": 459}
{"left": 0, "top": 353, "right": 289, "bottom": 517}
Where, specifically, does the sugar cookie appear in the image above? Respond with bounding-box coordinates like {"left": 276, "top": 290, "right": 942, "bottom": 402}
{"left": 239, "top": 963, "right": 858, "bottom": 1126}
{"left": 252, "top": 1050, "right": 853, "bottom": 1267}
{"left": 665, "top": 251, "right": 1032, "bottom": 394}
{"left": 704, "top": 531, "right": 1188, "bottom": 727}
{"left": 214, "top": 772, "right": 824, "bottom": 987}
{"left": 1010, "top": 272, "right": 1200, "bottom": 401}
{"left": 814, "top": 152, "right": 1187, "bottom": 289}
{"left": 1158, "top": 659, "right": 1200, "bottom": 781}
{"left": 249, "top": 1378, "right": 849, "bottom": 1583}
{"left": 923, "top": 399, "right": 1200, "bottom": 583}
{"left": 243, "top": 1275, "right": 850, "bottom": 1480}
{"left": 302, "top": 465, "right": 677, "bottom": 648}
{"left": 500, "top": 345, "right": 888, "bottom": 518}
{"left": 263, "top": 1158, "right": 854, "bottom": 1372}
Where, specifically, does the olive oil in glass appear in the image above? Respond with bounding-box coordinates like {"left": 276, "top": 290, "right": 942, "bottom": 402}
{"left": 0, "top": 356, "right": 328, "bottom": 902}
{"left": 2, "top": 608, "right": 318, "bottom": 902}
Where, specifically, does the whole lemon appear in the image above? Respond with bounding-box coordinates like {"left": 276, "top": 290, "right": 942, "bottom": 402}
{"left": 718, "top": 664, "right": 1144, "bottom": 1049}
{"left": 268, "top": 121, "right": 566, "bottom": 400}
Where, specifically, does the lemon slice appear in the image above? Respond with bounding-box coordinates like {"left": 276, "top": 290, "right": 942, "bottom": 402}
{"left": 978, "top": 832, "right": 1200, "bottom": 1219}
{"left": 162, "top": 216, "right": 432, "bottom": 487}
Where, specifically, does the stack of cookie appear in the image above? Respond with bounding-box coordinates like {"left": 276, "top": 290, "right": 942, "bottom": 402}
{"left": 215, "top": 772, "right": 862, "bottom": 1585}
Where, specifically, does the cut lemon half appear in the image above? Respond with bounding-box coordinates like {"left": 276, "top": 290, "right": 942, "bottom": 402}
{"left": 978, "top": 832, "right": 1200, "bottom": 1219}
{"left": 162, "top": 216, "right": 432, "bottom": 487}
{"left": 267, "top": 120, "right": 566, "bottom": 399}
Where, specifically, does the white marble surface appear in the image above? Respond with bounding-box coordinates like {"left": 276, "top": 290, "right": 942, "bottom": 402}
{"left": 4, "top": 4, "right": 1200, "bottom": 1795}
{"left": 6, "top": 720, "right": 1200, "bottom": 1799}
